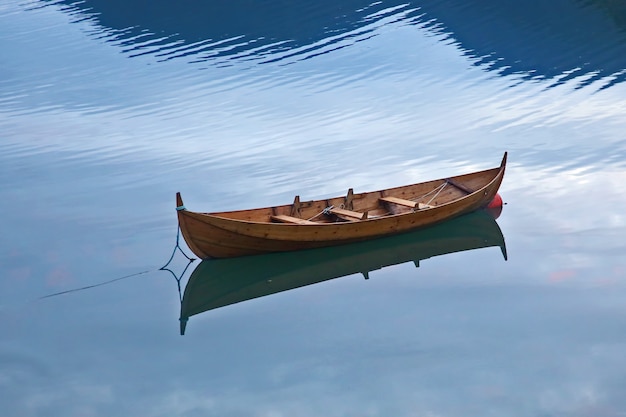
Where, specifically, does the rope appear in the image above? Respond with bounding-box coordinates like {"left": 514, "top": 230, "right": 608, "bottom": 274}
{"left": 399, "top": 181, "right": 447, "bottom": 208}
{"left": 39, "top": 224, "right": 196, "bottom": 301}
{"left": 426, "top": 182, "right": 447, "bottom": 205}
{"left": 307, "top": 205, "right": 334, "bottom": 221}
{"left": 39, "top": 270, "right": 151, "bottom": 299}
{"left": 160, "top": 225, "right": 195, "bottom": 269}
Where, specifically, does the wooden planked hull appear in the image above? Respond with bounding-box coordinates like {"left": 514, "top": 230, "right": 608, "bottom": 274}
{"left": 178, "top": 208, "right": 507, "bottom": 334}
{"left": 176, "top": 153, "right": 507, "bottom": 259}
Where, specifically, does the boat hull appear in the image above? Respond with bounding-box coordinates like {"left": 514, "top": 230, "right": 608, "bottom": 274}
{"left": 177, "top": 153, "right": 507, "bottom": 259}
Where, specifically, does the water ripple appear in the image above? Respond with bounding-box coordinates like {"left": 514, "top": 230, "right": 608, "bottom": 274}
{"left": 3, "top": 0, "right": 626, "bottom": 180}
{"left": 41, "top": 0, "right": 420, "bottom": 67}
{"left": 33, "top": 0, "right": 626, "bottom": 94}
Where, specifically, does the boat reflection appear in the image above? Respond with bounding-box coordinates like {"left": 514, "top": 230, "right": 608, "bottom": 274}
{"left": 178, "top": 208, "right": 507, "bottom": 335}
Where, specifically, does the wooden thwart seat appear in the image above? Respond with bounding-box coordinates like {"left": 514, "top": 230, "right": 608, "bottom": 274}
{"left": 328, "top": 207, "right": 368, "bottom": 220}
{"left": 446, "top": 178, "right": 473, "bottom": 194}
{"left": 271, "top": 215, "right": 317, "bottom": 225}
{"left": 380, "top": 196, "right": 433, "bottom": 210}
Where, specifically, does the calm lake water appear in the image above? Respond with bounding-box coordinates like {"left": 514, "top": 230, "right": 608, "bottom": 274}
{"left": 2, "top": 1, "right": 626, "bottom": 416}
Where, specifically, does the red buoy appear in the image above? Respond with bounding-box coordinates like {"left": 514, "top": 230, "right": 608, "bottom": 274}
{"left": 487, "top": 193, "right": 503, "bottom": 208}
{"left": 485, "top": 193, "right": 504, "bottom": 219}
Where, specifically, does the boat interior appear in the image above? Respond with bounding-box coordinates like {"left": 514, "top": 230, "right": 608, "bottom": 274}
{"left": 210, "top": 168, "right": 499, "bottom": 224}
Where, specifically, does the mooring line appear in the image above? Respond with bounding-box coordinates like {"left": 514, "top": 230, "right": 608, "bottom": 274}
{"left": 38, "top": 270, "right": 152, "bottom": 299}
{"left": 39, "top": 225, "right": 195, "bottom": 301}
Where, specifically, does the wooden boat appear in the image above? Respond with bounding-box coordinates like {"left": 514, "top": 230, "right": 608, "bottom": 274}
{"left": 176, "top": 152, "right": 507, "bottom": 259}
{"left": 178, "top": 209, "right": 507, "bottom": 334}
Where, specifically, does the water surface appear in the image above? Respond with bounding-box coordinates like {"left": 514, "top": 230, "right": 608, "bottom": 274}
{"left": 1, "top": 1, "right": 626, "bottom": 416}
